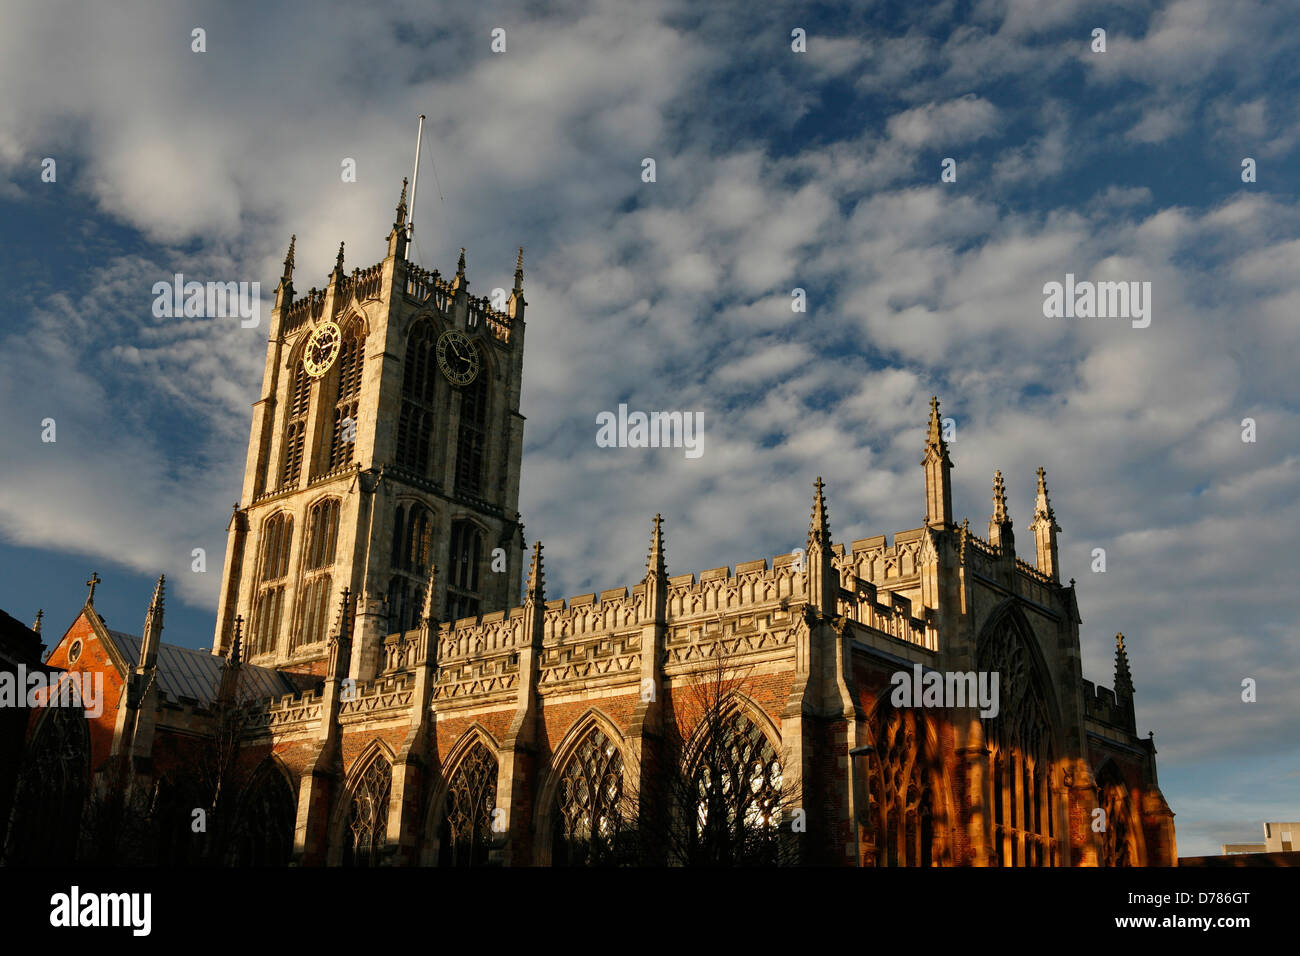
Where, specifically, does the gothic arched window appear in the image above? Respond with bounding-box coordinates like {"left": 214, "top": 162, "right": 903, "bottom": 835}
{"left": 866, "top": 702, "right": 941, "bottom": 867}
{"left": 979, "top": 617, "right": 1059, "bottom": 867}
{"left": 2, "top": 704, "right": 89, "bottom": 865}
{"left": 293, "top": 497, "right": 340, "bottom": 651}
{"left": 687, "top": 710, "right": 783, "bottom": 865}
{"left": 1096, "top": 765, "right": 1139, "bottom": 867}
{"left": 387, "top": 502, "right": 432, "bottom": 634}
{"left": 455, "top": 371, "right": 488, "bottom": 497}
{"left": 395, "top": 322, "right": 437, "bottom": 476}
{"left": 280, "top": 359, "right": 311, "bottom": 488}
{"left": 551, "top": 726, "right": 626, "bottom": 866}
{"left": 438, "top": 741, "right": 499, "bottom": 867}
{"left": 228, "top": 764, "right": 297, "bottom": 866}
{"left": 250, "top": 511, "right": 293, "bottom": 657}
{"left": 447, "top": 519, "right": 483, "bottom": 621}
{"left": 327, "top": 326, "right": 365, "bottom": 470}
{"left": 342, "top": 753, "right": 391, "bottom": 867}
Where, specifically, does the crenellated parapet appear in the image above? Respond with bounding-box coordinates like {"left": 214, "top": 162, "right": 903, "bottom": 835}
{"left": 338, "top": 673, "right": 415, "bottom": 722}
{"left": 433, "top": 651, "right": 520, "bottom": 702}
{"left": 436, "top": 610, "right": 526, "bottom": 662}
{"left": 663, "top": 606, "right": 800, "bottom": 671}
{"left": 545, "top": 586, "right": 644, "bottom": 641}
{"left": 1081, "top": 678, "right": 1136, "bottom": 735}
{"left": 839, "top": 578, "right": 935, "bottom": 650}
{"left": 539, "top": 632, "right": 642, "bottom": 687}
{"left": 664, "top": 555, "right": 807, "bottom": 620}
{"left": 249, "top": 688, "right": 325, "bottom": 733}
{"left": 846, "top": 529, "right": 927, "bottom": 586}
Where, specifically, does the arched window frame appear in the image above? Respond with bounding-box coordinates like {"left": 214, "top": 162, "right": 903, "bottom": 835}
{"left": 387, "top": 500, "right": 433, "bottom": 634}
{"left": 1095, "top": 763, "right": 1141, "bottom": 867}
{"left": 250, "top": 511, "right": 293, "bottom": 658}
{"left": 546, "top": 719, "right": 627, "bottom": 867}
{"left": 339, "top": 748, "right": 392, "bottom": 868}
{"left": 446, "top": 518, "right": 485, "bottom": 622}
{"left": 279, "top": 358, "right": 312, "bottom": 489}
{"left": 326, "top": 320, "right": 366, "bottom": 471}
{"left": 454, "top": 357, "right": 490, "bottom": 497}
{"left": 978, "top": 609, "right": 1060, "bottom": 867}
{"left": 682, "top": 704, "right": 784, "bottom": 866}
{"left": 292, "top": 497, "right": 340, "bottom": 652}
{"left": 395, "top": 320, "right": 439, "bottom": 476}
{"left": 864, "top": 698, "right": 944, "bottom": 867}
{"left": 436, "top": 738, "right": 500, "bottom": 867}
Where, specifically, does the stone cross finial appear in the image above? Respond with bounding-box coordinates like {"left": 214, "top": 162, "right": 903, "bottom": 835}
{"left": 926, "top": 396, "right": 943, "bottom": 445}
{"left": 31, "top": 609, "right": 43, "bottom": 634}
{"left": 85, "top": 571, "right": 101, "bottom": 606}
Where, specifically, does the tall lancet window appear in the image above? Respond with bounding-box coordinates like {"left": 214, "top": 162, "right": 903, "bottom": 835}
{"left": 454, "top": 372, "right": 488, "bottom": 497}
{"left": 342, "top": 753, "right": 391, "bottom": 867}
{"left": 979, "top": 617, "right": 1059, "bottom": 867}
{"left": 328, "top": 326, "right": 365, "bottom": 470}
{"left": 386, "top": 502, "right": 432, "bottom": 634}
{"left": 280, "top": 360, "right": 311, "bottom": 488}
{"left": 293, "top": 497, "right": 340, "bottom": 651}
{"left": 395, "top": 322, "right": 437, "bottom": 475}
{"left": 250, "top": 511, "right": 293, "bottom": 658}
{"left": 447, "top": 519, "right": 483, "bottom": 621}
{"left": 438, "top": 741, "right": 499, "bottom": 867}
{"left": 865, "top": 702, "right": 942, "bottom": 867}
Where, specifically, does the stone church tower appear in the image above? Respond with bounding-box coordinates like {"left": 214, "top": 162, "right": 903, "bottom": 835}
{"left": 213, "top": 182, "right": 527, "bottom": 681}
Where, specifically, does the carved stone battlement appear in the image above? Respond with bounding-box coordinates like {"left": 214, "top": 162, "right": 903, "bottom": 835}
{"left": 664, "top": 555, "right": 806, "bottom": 620}
{"left": 1081, "top": 678, "right": 1134, "bottom": 733}
{"left": 339, "top": 673, "right": 414, "bottom": 720}
{"left": 539, "top": 632, "right": 641, "bottom": 687}
{"left": 847, "top": 528, "right": 927, "bottom": 584}
{"left": 432, "top": 651, "right": 519, "bottom": 702}
{"left": 840, "top": 578, "right": 935, "bottom": 650}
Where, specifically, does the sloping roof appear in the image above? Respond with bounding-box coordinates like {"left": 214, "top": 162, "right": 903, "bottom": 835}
{"left": 109, "top": 631, "right": 297, "bottom": 706}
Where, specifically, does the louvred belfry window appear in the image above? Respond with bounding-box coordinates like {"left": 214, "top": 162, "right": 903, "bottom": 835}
{"left": 328, "top": 328, "right": 365, "bottom": 469}
{"left": 280, "top": 361, "right": 311, "bottom": 488}
{"left": 455, "top": 372, "right": 488, "bottom": 496}
{"left": 395, "top": 322, "right": 436, "bottom": 475}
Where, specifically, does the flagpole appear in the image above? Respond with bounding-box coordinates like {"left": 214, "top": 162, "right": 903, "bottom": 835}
{"left": 408, "top": 114, "right": 425, "bottom": 244}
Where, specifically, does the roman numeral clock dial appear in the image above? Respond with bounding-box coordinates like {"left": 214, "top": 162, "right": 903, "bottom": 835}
{"left": 303, "top": 321, "right": 342, "bottom": 377}
{"left": 437, "top": 329, "right": 480, "bottom": 386}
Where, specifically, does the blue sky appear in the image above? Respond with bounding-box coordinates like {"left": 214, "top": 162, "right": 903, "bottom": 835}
{"left": 1, "top": 0, "right": 1297, "bottom": 856}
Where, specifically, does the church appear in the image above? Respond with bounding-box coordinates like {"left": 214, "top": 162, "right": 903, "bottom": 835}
{"left": 4, "top": 180, "right": 1177, "bottom": 866}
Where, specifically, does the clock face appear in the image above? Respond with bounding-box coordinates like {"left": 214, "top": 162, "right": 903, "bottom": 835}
{"left": 437, "top": 329, "right": 480, "bottom": 386}
{"left": 304, "top": 321, "right": 342, "bottom": 378}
